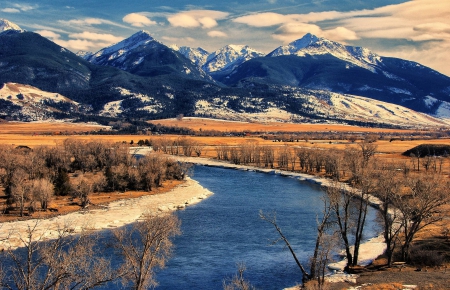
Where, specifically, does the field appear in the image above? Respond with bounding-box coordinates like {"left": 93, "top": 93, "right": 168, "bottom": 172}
{"left": 149, "top": 117, "right": 421, "bottom": 133}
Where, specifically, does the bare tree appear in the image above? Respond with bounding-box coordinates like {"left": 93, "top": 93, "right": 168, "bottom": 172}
{"left": 373, "top": 165, "right": 403, "bottom": 267}
{"left": 112, "top": 213, "right": 181, "bottom": 290}
{"left": 259, "top": 211, "right": 311, "bottom": 282}
{"left": 222, "top": 263, "right": 255, "bottom": 290}
{"left": 396, "top": 172, "right": 450, "bottom": 261}
{"left": 31, "top": 178, "right": 54, "bottom": 211}
{"left": 73, "top": 177, "right": 93, "bottom": 208}
{"left": 326, "top": 182, "right": 354, "bottom": 269}
{"left": 1, "top": 221, "right": 118, "bottom": 290}
{"left": 10, "top": 169, "right": 30, "bottom": 217}
{"left": 193, "top": 142, "right": 205, "bottom": 157}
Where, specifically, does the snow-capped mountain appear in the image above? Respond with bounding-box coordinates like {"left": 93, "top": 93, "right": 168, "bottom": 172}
{"left": 85, "top": 31, "right": 156, "bottom": 65}
{"left": 0, "top": 19, "right": 23, "bottom": 33}
{"left": 1, "top": 17, "right": 450, "bottom": 127}
{"left": 268, "top": 33, "right": 381, "bottom": 72}
{"left": 221, "top": 33, "right": 450, "bottom": 116}
{"left": 202, "top": 45, "right": 264, "bottom": 74}
{"left": 171, "top": 45, "right": 209, "bottom": 67}
{"left": 84, "top": 30, "right": 212, "bottom": 82}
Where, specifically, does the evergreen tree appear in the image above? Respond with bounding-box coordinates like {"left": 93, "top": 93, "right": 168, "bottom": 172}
{"left": 54, "top": 168, "right": 71, "bottom": 196}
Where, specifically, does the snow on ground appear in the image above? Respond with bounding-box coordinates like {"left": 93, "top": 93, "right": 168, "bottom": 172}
{"left": 0, "top": 177, "right": 213, "bottom": 251}
{"left": 433, "top": 100, "right": 450, "bottom": 120}
{"left": 0, "top": 83, "right": 78, "bottom": 104}
{"left": 100, "top": 100, "right": 123, "bottom": 117}
{"left": 193, "top": 91, "right": 447, "bottom": 127}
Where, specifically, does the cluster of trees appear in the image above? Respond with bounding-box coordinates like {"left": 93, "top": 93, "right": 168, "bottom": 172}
{"left": 0, "top": 139, "right": 188, "bottom": 216}
{"left": 0, "top": 213, "right": 180, "bottom": 290}
{"left": 262, "top": 130, "right": 450, "bottom": 143}
{"left": 151, "top": 137, "right": 205, "bottom": 157}
{"left": 257, "top": 142, "right": 450, "bottom": 288}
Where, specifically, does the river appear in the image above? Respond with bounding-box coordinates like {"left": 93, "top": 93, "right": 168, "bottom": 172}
{"left": 155, "top": 165, "right": 380, "bottom": 289}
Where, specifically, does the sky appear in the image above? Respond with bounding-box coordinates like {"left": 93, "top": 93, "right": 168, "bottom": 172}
{"left": 1, "top": 0, "right": 450, "bottom": 76}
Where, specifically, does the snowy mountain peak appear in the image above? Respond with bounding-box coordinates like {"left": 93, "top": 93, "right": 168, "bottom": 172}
{"left": 0, "top": 19, "right": 23, "bottom": 33}
{"left": 88, "top": 30, "right": 157, "bottom": 63}
{"left": 268, "top": 33, "right": 381, "bottom": 72}
{"left": 289, "top": 33, "right": 320, "bottom": 49}
{"left": 174, "top": 46, "right": 209, "bottom": 67}
{"left": 203, "top": 44, "right": 264, "bottom": 73}
{"left": 76, "top": 50, "right": 94, "bottom": 60}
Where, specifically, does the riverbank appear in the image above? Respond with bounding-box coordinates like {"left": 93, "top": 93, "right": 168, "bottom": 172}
{"left": 0, "top": 177, "right": 213, "bottom": 250}
{"left": 177, "top": 156, "right": 387, "bottom": 273}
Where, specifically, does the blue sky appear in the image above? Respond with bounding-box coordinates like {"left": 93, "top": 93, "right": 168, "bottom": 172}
{"left": 2, "top": 0, "right": 450, "bottom": 76}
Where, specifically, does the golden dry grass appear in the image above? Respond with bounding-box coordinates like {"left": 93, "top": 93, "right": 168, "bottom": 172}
{"left": 0, "top": 122, "right": 109, "bottom": 134}
{"left": 149, "top": 117, "right": 422, "bottom": 133}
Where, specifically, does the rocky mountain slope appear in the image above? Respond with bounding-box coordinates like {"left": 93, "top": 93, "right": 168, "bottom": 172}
{"left": 0, "top": 19, "right": 449, "bottom": 128}
{"left": 83, "top": 31, "right": 211, "bottom": 82}
{"left": 219, "top": 34, "right": 450, "bottom": 116}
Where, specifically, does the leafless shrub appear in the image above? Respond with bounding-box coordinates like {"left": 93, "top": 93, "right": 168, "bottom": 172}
{"left": 112, "top": 212, "right": 181, "bottom": 290}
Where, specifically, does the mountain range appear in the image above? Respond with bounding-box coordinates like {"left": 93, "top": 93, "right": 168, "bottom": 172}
{"left": 1, "top": 18, "right": 449, "bottom": 128}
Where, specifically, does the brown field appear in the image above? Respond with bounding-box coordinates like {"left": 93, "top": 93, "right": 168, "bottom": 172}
{"left": 0, "top": 121, "right": 109, "bottom": 134}
{"left": 149, "top": 117, "right": 423, "bottom": 133}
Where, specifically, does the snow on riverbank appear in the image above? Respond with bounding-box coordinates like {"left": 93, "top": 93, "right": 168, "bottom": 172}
{"left": 0, "top": 177, "right": 213, "bottom": 250}
{"left": 177, "top": 156, "right": 387, "bottom": 272}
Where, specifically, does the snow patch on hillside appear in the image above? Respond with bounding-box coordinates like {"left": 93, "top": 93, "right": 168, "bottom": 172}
{"left": 100, "top": 100, "right": 123, "bottom": 117}
{"left": 0, "top": 83, "right": 77, "bottom": 104}
{"left": 193, "top": 89, "right": 448, "bottom": 127}
{"left": 434, "top": 101, "right": 450, "bottom": 119}
{"left": 388, "top": 87, "right": 412, "bottom": 95}
{"left": 268, "top": 33, "right": 381, "bottom": 73}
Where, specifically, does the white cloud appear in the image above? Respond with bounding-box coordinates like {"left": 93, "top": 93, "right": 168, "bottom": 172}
{"left": 168, "top": 14, "right": 199, "bottom": 28}
{"left": 323, "top": 27, "right": 359, "bottom": 42}
{"left": 167, "top": 10, "right": 228, "bottom": 29}
{"left": 13, "top": 4, "right": 36, "bottom": 11}
{"left": 208, "top": 30, "right": 228, "bottom": 38}
{"left": 272, "top": 23, "right": 358, "bottom": 43}
{"left": 36, "top": 28, "right": 123, "bottom": 53}
{"left": 198, "top": 17, "right": 218, "bottom": 29}
{"left": 36, "top": 30, "right": 61, "bottom": 40}
{"left": 161, "top": 36, "right": 195, "bottom": 43}
{"left": 58, "top": 18, "right": 129, "bottom": 30}
{"left": 1, "top": 8, "right": 20, "bottom": 13}
{"left": 123, "top": 13, "right": 156, "bottom": 27}
{"left": 53, "top": 39, "right": 109, "bottom": 52}
{"left": 1, "top": 3, "right": 37, "bottom": 13}
{"left": 232, "top": 0, "right": 450, "bottom": 75}
{"left": 233, "top": 12, "right": 292, "bottom": 27}
{"left": 69, "top": 32, "right": 123, "bottom": 43}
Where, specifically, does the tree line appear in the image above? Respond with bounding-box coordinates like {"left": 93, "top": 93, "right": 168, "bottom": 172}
{"left": 0, "top": 139, "right": 188, "bottom": 217}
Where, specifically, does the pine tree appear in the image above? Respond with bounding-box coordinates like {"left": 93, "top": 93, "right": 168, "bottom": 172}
{"left": 54, "top": 168, "right": 71, "bottom": 196}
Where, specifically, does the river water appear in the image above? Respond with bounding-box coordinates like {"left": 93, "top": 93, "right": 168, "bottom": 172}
{"left": 155, "top": 165, "right": 380, "bottom": 289}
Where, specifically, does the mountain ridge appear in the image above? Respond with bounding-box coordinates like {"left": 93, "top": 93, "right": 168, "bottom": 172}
{"left": 0, "top": 18, "right": 449, "bottom": 128}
